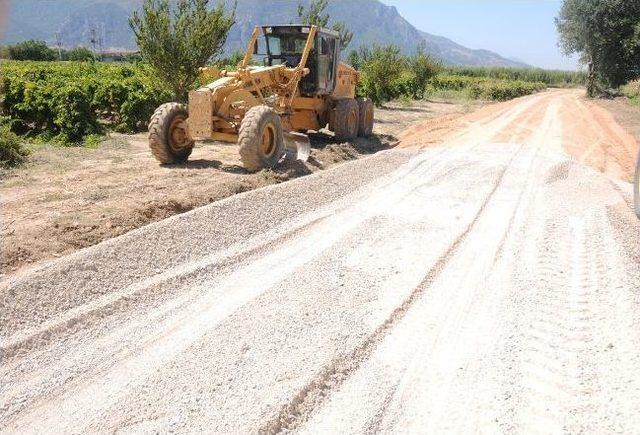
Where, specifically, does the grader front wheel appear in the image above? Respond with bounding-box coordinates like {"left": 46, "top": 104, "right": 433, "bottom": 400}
{"left": 332, "top": 99, "right": 360, "bottom": 142}
{"left": 238, "top": 106, "right": 286, "bottom": 172}
{"left": 149, "top": 103, "right": 194, "bottom": 164}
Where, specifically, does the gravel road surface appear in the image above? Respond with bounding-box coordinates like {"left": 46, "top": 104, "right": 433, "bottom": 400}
{"left": 1, "top": 90, "right": 639, "bottom": 433}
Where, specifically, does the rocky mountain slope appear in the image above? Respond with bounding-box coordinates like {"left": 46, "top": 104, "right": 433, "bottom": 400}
{"left": 3, "top": 0, "right": 527, "bottom": 67}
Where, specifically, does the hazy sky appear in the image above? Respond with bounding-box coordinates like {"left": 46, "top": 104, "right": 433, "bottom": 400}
{"left": 380, "top": 0, "right": 581, "bottom": 70}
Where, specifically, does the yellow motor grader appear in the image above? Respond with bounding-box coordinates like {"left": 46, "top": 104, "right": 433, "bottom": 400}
{"left": 148, "top": 25, "right": 374, "bottom": 171}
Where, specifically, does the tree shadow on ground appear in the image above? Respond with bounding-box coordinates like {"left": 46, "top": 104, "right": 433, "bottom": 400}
{"left": 162, "top": 159, "right": 247, "bottom": 173}
{"left": 379, "top": 105, "right": 430, "bottom": 113}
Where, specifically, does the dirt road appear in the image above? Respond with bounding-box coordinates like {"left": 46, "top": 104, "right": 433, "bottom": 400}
{"left": 1, "top": 89, "right": 639, "bottom": 433}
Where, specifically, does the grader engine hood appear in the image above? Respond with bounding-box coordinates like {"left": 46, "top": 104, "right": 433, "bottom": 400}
{"left": 187, "top": 89, "right": 215, "bottom": 139}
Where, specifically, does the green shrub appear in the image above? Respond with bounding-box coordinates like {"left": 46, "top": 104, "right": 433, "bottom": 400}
{"left": 0, "top": 127, "right": 29, "bottom": 167}
{"left": 51, "top": 83, "right": 101, "bottom": 143}
{"left": 118, "top": 79, "right": 172, "bottom": 131}
{"left": 407, "top": 44, "right": 441, "bottom": 99}
{"left": 65, "top": 47, "right": 96, "bottom": 62}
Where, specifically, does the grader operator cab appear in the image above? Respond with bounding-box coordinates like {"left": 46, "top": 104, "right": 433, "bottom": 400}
{"left": 148, "top": 25, "right": 374, "bottom": 171}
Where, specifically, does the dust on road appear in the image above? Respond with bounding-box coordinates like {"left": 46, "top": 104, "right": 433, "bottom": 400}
{"left": 1, "top": 89, "right": 639, "bottom": 433}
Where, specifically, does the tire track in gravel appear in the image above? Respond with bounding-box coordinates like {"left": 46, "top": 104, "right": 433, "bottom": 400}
{"left": 254, "top": 93, "right": 552, "bottom": 433}
{"left": 294, "top": 92, "right": 639, "bottom": 434}
{"left": 258, "top": 144, "right": 525, "bottom": 434}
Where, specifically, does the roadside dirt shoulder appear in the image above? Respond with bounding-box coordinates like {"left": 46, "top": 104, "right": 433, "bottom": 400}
{"left": 593, "top": 96, "right": 640, "bottom": 165}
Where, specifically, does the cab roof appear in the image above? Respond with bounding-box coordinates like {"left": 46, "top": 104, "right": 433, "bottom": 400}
{"left": 260, "top": 25, "right": 340, "bottom": 39}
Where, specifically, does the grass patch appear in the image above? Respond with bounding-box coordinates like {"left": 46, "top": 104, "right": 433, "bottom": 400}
{"left": 84, "top": 134, "right": 104, "bottom": 149}
{"left": 0, "top": 126, "right": 30, "bottom": 168}
{"left": 622, "top": 80, "right": 640, "bottom": 106}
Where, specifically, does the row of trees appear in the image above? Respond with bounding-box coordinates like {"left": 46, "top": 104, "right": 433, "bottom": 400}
{"left": 1, "top": 40, "right": 97, "bottom": 62}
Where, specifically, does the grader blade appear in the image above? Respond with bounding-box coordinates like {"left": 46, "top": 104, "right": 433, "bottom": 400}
{"left": 284, "top": 132, "right": 311, "bottom": 162}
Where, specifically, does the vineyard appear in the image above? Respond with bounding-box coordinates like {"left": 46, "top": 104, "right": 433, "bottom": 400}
{"left": 443, "top": 66, "right": 586, "bottom": 87}
{"left": 425, "top": 75, "right": 547, "bottom": 101}
{"left": 1, "top": 61, "right": 171, "bottom": 144}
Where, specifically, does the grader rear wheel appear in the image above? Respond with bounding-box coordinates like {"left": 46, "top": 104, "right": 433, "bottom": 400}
{"left": 357, "top": 97, "right": 374, "bottom": 137}
{"left": 148, "top": 103, "right": 194, "bottom": 164}
{"left": 332, "top": 99, "right": 360, "bottom": 142}
{"left": 238, "top": 106, "right": 286, "bottom": 172}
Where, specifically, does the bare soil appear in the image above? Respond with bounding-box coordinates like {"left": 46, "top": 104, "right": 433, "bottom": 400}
{"left": 0, "top": 100, "right": 473, "bottom": 276}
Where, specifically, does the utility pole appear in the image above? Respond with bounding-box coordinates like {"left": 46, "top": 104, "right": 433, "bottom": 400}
{"left": 54, "top": 32, "right": 63, "bottom": 60}
{"left": 97, "top": 23, "right": 104, "bottom": 61}
{"left": 89, "top": 26, "right": 98, "bottom": 55}
{"left": 89, "top": 25, "right": 105, "bottom": 61}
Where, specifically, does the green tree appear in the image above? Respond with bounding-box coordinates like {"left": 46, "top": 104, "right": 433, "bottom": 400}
{"left": 408, "top": 41, "right": 441, "bottom": 99}
{"left": 129, "top": 0, "right": 236, "bottom": 101}
{"left": 356, "top": 44, "right": 406, "bottom": 105}
{"left": 556, "top": 0, "right": 640, "bottom": 94}
{"left": 7, "top": 40, "right": 56, "bottom": 61}
{"left": 297, "top": 0, "right": 354, "bottom": 50}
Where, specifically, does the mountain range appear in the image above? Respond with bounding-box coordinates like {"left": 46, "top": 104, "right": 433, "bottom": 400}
{"left": 2, "top": 0, "right": 528, "bottom": 68}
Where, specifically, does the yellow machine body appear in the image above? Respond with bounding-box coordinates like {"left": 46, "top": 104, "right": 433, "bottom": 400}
{"left": 187, "top": 25, "right": 360, "bottom": 143}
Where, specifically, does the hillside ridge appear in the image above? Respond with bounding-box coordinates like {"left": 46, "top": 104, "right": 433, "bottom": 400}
{"left": 3, "top": 0, "right": 528, "bottom": 67}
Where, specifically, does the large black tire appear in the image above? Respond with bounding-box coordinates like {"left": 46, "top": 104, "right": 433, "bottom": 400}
{"left": 148, "top": 103, "right": 194, "bottom": 164}
{"left": 357, "top": 97, "right": 374, "bottom": 137}
{"left": 238, "top": 106, "right": 286, "bottom": 171}
{"left": 634, "top": 148, "right": 640, "bottom": 219}
{"left": 332, "top": 99, "right": 360, "bottom": 142}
